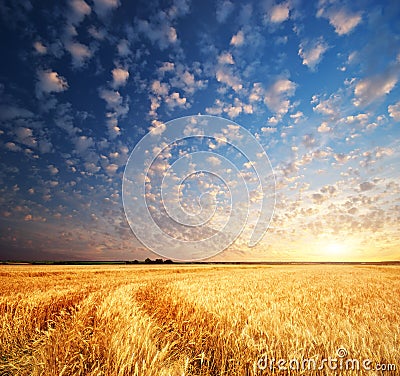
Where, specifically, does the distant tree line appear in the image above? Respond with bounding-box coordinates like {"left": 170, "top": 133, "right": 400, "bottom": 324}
{"left": 126, "top": 258, "right": 174, "bottom": 264}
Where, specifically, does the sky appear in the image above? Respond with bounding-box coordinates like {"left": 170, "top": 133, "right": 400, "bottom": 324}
{"left": 0, "top": 0, "right": 399, "bottom": 262}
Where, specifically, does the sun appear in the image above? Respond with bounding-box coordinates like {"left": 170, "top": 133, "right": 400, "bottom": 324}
{"left": 325, "top": 242, "right": 347, "bottom": 257}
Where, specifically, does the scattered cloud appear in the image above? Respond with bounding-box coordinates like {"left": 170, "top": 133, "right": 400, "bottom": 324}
{"left": 267, "top": 2, "right": 291, "bottom": 24}
{"left": 317, "top": 121, "right": 331, "bottom": 133}
{"left": 388, "top": 101, "right": 400, "bottom": 121}
{"left": 68, "top": 0, "right": 91, "bottom": 25}
{"left": 36, "top": 70, "right": 69, "bottom": 98}
{"left": 230, "top": 30, "right": 244, "bottom": 46}
{"left": 353, "top": 66, "right": 399, "bottom": 107}
{"left": 359, "top": 181, "right": 375, "bottom": 192}
{"left": 298, "top": 37, "right": 329, "bottom": 70}
{"left": 93, "top": 0, "right": 120, "bottom": 17}
{"left": 264, "top": 78, "right": 296, "bottom": 120}
{"left": 317, "top": 5, "right": 362, "bottom": 35}
{"left": 216, "top": 0, "right": 234, "bottom": 23}
{"left": 65, "top": 42, "right": 93, "bottom": 68}
{"left": 33, "top": 41, "right": 47, "bottom": 54}
{"left": 112, "top": 68, "right": 129, "bottom": 88}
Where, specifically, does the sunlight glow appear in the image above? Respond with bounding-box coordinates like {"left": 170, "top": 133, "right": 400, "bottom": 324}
{"left": 325, "top": 243, "right": 347, "bottom": 257}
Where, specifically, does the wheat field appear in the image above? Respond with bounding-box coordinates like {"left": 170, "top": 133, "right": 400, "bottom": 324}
{"left": 0, "top": 264, "right": 399, "bottom": 375}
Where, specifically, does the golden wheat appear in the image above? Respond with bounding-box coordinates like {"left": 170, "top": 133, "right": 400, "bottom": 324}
{"left": 0, "top": 265, "right": 399, "bottom": 375}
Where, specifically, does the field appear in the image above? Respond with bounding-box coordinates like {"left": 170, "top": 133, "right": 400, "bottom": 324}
{"left": 0, "top": 265, "right": 399, "bottom": 375}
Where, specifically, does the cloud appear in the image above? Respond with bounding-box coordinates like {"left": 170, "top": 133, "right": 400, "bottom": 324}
{"left": 74, "top": 135, "right": 94, "bottom": 154}
{"left": 388, "top": 101, "right": 400, "bottom": 121}
{"left": 105, "top": 163, "right": 119, "bottom": 175}
{"left": 333, "top": 153, "right": 350, "bottom": 163}
{"left": 33, "top": 41, "right": 47, "bottom": 54}
{"left": 112, "top": 68, "right": 129, "bottom": 88}
{"left": 169, "top": 64, "right": 207, "bottom": 95}
{"left": 317, "top": 5, "right": 362, "bottom": 35}
{"left": 116, "top": 39, "right": 130, "bottom": 56}
{"left": 206, "top": 156, "right": 221, "bottom": 166}
{"left": 14, "top": 127, "right": 37, "bottom": 147}
{"left": 149, "top": 119, "right": 166, "bottom": 135}
{"left": 68, "top": 0, "right": 91, "bottom": 25}
{"left": 353, "top": 66, "right": 399, "bottom": 107}
{"left": 261, "top": 127, "right": 277, "bottom": 134}
{"left": 48, "top": 165, "right": 59, "bottom": 175}
{"left": 151, "top": 80, "right": 169, "bottom": 96}
{"left": 36, "top": 70, "right": 69, "bottom": 98}
{"left": 264, "top": 78, "right": 296, "bottom": 119}
{"left": 65, "top": 42, "right": 92, "bottom": 68}
{"left": 99, "top": 88, "right": 129, "bottom": 138}
{"left": 230, "top": 30, "right": 244, "bottom": 46}
{"left": 0, "top": 105, "right": 33, "bottom": 120}
{"left": 5, "top": 142, "right": 22, "bottom": 152}
{"left": 312, "top": 94, "right": 341, "bottom": 117}
{"left": 317, "top": 121, "right": 331, "bottom": 133}
{"left": 216, "top": 0, "right": 234, "bottom": 23}
{"left": 137, "top": 16, "right": 178, "bottom": 50}
{"left": 218, "top": 52, "right": 235, "bottom": 65}
{"left": 165, "top": 92, "right": 187, "bottom": 110}
{"left": 216, "top": 67, "right": 242, "bottom": 92}
{"left": 359, "top": 181, "right": 375, "bottom": 192}
{"left": 298, "top": 37, "right": 329, "bottom": 70}
{"left": 93, "top": 0, "right": 120, "bottom": 17}
{"left": 267, "top": 2, "right": 290, "bottom": 24}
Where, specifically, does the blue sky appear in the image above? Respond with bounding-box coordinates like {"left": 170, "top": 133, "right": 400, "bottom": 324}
{"left": 0, "top": 0, "right": 399, "bottom": 261}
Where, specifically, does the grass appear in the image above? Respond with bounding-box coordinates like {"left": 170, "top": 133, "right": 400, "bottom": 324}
{"left": 0, "top": 264, "right": 399, "bottom": 375}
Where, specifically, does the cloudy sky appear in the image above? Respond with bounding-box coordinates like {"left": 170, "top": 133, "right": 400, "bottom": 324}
{"left": 0, "top": 0, "right": 399, "bottom": 261}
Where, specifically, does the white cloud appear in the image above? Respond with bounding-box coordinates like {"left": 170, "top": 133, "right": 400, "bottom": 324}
{"left": 216, "top": 0, "right": 234, "bottom": 23}
{"left": 261, "top": 127, "right": 277, "bottom": 134}
{"left": 105, "top": 163, "right": 119, "bottom": 175}
{"left": 158, "top": 62, "right": 175, "bottom": 76}
{"left": 169, "top": 65, "right": 207, "bottom": 95}
{"left": 99, "top": 88, "right": 129, "bottom": 138}
{"left": 206, "top": 156, "right": 221, "bottom": 166}
{"left": 137, "top": 18, "right": 178, "bottom": 50}
{"left": 33, "top": 41, "right": 47, "bottom": 54}
{"left": 317, "top": 121, "right": 331, "bottom": 133}
{"left": 36, "top": 70, "right": 69, "bottom": 98}
{"left": 218, "top": 52, "right": 235, "bottom": 65}
{"left": 230, "top": 30, "right": 244, "bottom": 46}
{"left": 65, "top": 42, "right": 92, "bottom": 68}
{"left": 151, "top": 80, "right": 169, "bottom": 96}
{"left": 298, "top": 37, "right": 329, "bottom": 70}
{"left": 268, "top": 2, "right": 290, "bottom": 24}
{"left": 216, "top": 67, "right": 242, "bottom": 92}
{"left": 112, "top": 68, "right": 129, "bottom": 88}
{"left": 264, "top": 78, "right": 296, "bottom": 119}
{"left": 117, "top": 39, "right": 130, "bottom": 56}
{"left": 354, "top": 68, "right": 399, "bottom": 107}
{"left": 165, "top": 92, "right": 187, "bottom": 110}
{"left": 48, "top": 165, "right": 59, "bottom": 175}
{"left": 69, "top": 0, "right": 91, "bottom": 25}
{"left": 15, "top": 127, "right": 37, "bottom": 147}
{"left": 74, "top": 135, "right": 94, "bottom": 154}
{"left": 317, "top": 6, "right": 362, "bottom": 35}
{"left": 388, "top": 101, "right": 400, "bottom": 121}
{"left": 5, "top": 142, "right": 22, "bottom": 152}
{"left": 149, "top": 119, "right": 166, "bottom": 135}
{"left": 93, "top": 0, "right": 120, "bottom": 17}
{"left": 312, "top": 94, "right": 341, "bottom": 117}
